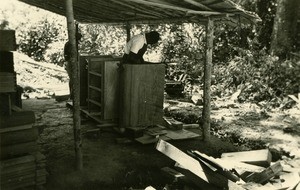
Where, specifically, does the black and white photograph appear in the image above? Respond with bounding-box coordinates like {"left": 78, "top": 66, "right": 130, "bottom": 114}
{"left": 0, "top": 0, "right": 299, "bottom": 189}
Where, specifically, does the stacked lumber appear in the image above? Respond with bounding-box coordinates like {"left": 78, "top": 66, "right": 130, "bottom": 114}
{"left": 0, "top": 153, "right": 47, "bottom": 190}
{"left": 0, "top": 113, "right": 48, "bottom": 189}
{"left": 157, "top": 140, "right": 300, "bottom": 190}
{"left": 0, "top": 29, "right": 47, "bottom": 190}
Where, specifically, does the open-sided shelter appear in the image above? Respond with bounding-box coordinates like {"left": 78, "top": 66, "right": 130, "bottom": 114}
{"left": 18, "top": 0, "right": 261, "bottom": 170}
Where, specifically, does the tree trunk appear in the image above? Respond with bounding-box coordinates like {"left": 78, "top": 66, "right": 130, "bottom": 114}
{"left": 65, "top": 0, "right": 83, "bottom": 171}
{"left": 270, "top": 0, "right": 300, "bottom": 59}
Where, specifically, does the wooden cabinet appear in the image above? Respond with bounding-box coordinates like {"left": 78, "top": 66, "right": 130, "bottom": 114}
{"left": 79, "top": 55, "right": 121, "bottom": 123}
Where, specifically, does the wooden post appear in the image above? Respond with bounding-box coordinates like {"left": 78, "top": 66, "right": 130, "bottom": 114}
{"left": 202, "top": 17, "right": 214, "bottom": 142}
{"left": 65, "top": 0, "right": 82, "bottom": 170}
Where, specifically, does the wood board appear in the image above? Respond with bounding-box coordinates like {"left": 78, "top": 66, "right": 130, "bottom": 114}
{"left": 221, "top": 149, "right": 272, "bottom": 167}
{"left": 120, "top": 64, "right": 165, "bottom": 128}
{"left": 156, "top": 139, "right": 244, "bottom": 189}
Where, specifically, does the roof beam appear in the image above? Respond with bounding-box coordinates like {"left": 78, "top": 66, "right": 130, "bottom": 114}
{"left": 125, "top": 0, "right": 224, "bottom": 16}
{"left": 183, "top": 0, "right": 214, "bottom": 11}
{"left": 83, "top": 16, "right": 207, "bottom": 25}
{"left": 110, "top": 0, "right": 166, "bottom": 18}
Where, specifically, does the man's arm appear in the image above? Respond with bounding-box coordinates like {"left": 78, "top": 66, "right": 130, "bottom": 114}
{"left": 126, "top": 51, "right": 144, "bottom": 64}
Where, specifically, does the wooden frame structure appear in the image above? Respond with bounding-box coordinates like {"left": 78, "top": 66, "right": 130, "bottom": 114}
{"left": 18, "top": 0, "right": 261, "bottom": 170}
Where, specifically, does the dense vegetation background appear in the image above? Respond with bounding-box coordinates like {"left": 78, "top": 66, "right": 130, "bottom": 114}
{"left": 1, "top": 0, "right": 299, "bottom": 109}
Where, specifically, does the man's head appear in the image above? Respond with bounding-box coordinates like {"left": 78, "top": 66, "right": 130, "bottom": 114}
{"left": 145, "top": 31, "right": 160, "bottom": 45}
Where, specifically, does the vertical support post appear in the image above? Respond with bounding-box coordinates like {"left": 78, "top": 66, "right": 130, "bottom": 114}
{"left": 65, "top": 0, "right": 82, "bottom": 170}
{"left": 126, "top": 22, "right": 131, "bottom": 42}
{"left": 202, "top": 17, "right": 214, "bottom": 142}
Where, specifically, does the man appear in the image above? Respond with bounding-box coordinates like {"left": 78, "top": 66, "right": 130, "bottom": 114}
{"left": 123, "top": 31, "right": 160, "bottom": 64}
{"left": 64, "top": 29, "right": 82, "bottom": 99}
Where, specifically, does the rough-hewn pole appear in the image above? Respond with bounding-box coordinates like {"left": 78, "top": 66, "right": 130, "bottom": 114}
{"left": 65, "top": 0, "right": 82, "bottom": 170}
{"left": 202, "top": 17, "right": 214, "bottom": 141}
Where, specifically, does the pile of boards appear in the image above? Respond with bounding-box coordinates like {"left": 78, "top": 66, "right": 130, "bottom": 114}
{"left": 121, "top": 117, "right": 201, "bottom": 144}
{"left": 0, "top": 30, "right": 47, "bottom": 190}
{"left": 157, "top": 139, "right": 300, "bottom": 190}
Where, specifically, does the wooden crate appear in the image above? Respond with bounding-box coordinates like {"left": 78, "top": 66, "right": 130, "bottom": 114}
{"left": 120, "top": 63, "right": 165, "bottom": 128}
{"left": 0, "top": 30, "right": 16, "bottom": 51}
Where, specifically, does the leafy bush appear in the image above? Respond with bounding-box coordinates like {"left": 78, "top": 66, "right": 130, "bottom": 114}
{"left": 213, "top": 47, "right": 300, "bottom": 107}
{"left": 18, "top": 19, "right": 66, "bottom": 63}
{"left": 79, "top": 24, "right": 126, "bottom": 56}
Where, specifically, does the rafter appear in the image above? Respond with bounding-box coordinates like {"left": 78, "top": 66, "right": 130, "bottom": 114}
{"left": 184, "top": 0, "right": 214, "bottom": 11}
{"left": 125, "top": 0, "right": 223, "bottom": 16}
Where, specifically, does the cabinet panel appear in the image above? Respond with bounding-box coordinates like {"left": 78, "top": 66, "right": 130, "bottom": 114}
{"left": 120, "top": 64, "right": 165, "bottom": 128}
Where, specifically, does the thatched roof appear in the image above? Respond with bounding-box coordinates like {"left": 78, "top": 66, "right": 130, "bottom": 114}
{"left": 18, "top": 0, "right": 260, "bottom": 25}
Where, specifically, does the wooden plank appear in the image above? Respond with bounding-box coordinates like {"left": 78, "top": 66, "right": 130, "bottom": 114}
{"left": 1, "top": 179, "right": 35, "bottom": 190}
{"left": 165, "top": 129, "right": 201, "bottom": 140}
{"left": 156, "top": 139, "right": 242, "bottom": 189}
{"left": 190, "top": 150, "right": 240, "bottom": 182}
{"left": 135, "top": 134, "right": 170, "bottom": 144}
{"left": 245, "top": 162, "right": 283, "bottom": 184}
{"left": 221, "top": 149, "right": 272, "bottom": 167}
{"left": 174, "top": 163, "right": 226, "bottom": 190}
{"left": 120, "top": 64, "right": 165, "bottom": 128}
{"left": 1, "top": 168, "right": 36, "bottom": 182}
{"left": 0, "top": 83, "right": 16, "bottom": 92}
{"left": 0, "top": 111, "right": 35, "bottom": 128}
{"left": 1, "top": 162, "right": 36, "bottom": 176}
{"left": 0, "top": 124, "right": 33, "bottom": 133}
{"left": 279, "top": 172, "right": 300, "bottom": 190}
{"left": 0, "top": 141, "right": 38, "bottom": 159}
{"left": 163, "top": 117, "right": 183, "bottom": 130}
{"left": 0, "top": 30, "right": 16, "bottom": 51}
{"left": 0, "top": 126, "right": 38, "bottom": 146}
{"left": 0, "top": 154, "right": 35, "bottom": 168}
{"left": 182, "top": 123, "right": 200, "bottom": 129}
{"left": 161, "top": 166, "right": 184, "bottom": 182}
{"left": 103, "top": 60, "right": 120, "bottom": 120}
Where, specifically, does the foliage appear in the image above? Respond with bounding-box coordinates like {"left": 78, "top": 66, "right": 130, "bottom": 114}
{"left": 213, "top": 48, "right": 300, "bottom": 108}
{"left": 18, "top": 19, "right": 66, "bottom": 63}
{"left": 161, "top": 23, "right": 206, "bottom": 83}
{"left": 79, "top": 24, "right": 126, "bottom": 56}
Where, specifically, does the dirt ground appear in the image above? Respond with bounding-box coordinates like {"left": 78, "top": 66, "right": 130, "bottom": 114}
{"left": 21, "top": 98, "right": 300, "bottom": 190}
